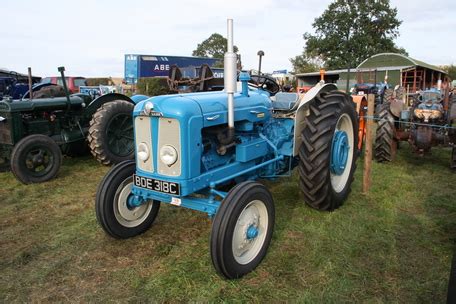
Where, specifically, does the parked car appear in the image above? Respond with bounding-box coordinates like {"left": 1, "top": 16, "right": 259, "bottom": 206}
{"left": 40, "top": 76, "right": 87, "bottom": 94}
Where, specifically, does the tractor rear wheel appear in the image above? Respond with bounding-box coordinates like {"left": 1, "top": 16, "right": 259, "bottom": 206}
{"left": 210, "top": 181, "right": 275, "bottom": 279}
{"left": 383, "top": 88, "right": 394, "bottom": 104}
{"left": 10, "top": 134, "right": 62, "bottom": 184}
{"left": 95, "top": 160, "right": 160, "bottom": 238}
{"left": 88, "top": 100, "right": 135, "bottom": 165}
{"left": 374, "top": 103, "right": 397, "bottom": 162}
{"left": 298, "top": 91, "right": 358, "bottom": 211}
{"left": 395, "top": 86, "right": 405, "bottom": 100}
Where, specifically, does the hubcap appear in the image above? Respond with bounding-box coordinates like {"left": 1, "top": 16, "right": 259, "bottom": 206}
{"left": 113, "top": 177, "right": 153, "bottom": 227}
{"left": 246, "top": 225, "right": 259, "bottom": 240}
{"left": 330, "top": 113, "right": 354, "bottom": 193}
{"left": 232, "top": 200, "right": 269, "bottom": 265}
{"left": 330, "top": 130, "right": 349, "bottom": 175}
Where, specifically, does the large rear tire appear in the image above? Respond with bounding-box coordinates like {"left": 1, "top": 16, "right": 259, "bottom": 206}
{"left": 95, "top": 160, "right": 160, "bottom": 239}
{"left": 374, "top": 103, "right": 397, "bottom": 162}
{"left": 10, "top": 134, "right": 62, "bottom": 184}
{"left": 298, "top": 91, "right": 358, "bottom": 211}
{"left": 210, "top": 181, "right": 275, "bottom": 279}
{"left": 88, "top": 100, "right": 135, "bottom": 165}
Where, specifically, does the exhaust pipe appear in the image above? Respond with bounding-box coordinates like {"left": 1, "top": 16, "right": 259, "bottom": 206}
{"left": 218, "top": 18, "right": 237, "bottom": 145}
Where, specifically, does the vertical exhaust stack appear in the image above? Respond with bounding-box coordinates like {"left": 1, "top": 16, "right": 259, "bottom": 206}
{"left": 219, "top": 18, "right": 237, "bottom": 145}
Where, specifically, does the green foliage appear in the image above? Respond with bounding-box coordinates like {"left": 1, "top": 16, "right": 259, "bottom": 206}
{"left": 136, "top": 78, "right": 169, "bottom": 96}
{"left": 86, "top": 78, "right": 114, "bottom": 86}
{"left": 296, "top": 0, "right": 407, "bottom": 70}
{"left": 290, "top": 54, "right": 324, "bottom": 73}
{"left": 192, "top": 33, "right": 239, "bottom": 67}
{"left": 441, "top": 64, "right": 456, "bottom": 80}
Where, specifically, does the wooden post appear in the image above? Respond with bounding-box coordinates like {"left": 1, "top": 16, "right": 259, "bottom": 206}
{"left": 362, "top": 94, "right": 375, "bottom": 194}
{"left": 28, "top": 67, "right": 33, "bottom": 100}
{"left": 423, "top": 69, "right": 426, "bottom": 90}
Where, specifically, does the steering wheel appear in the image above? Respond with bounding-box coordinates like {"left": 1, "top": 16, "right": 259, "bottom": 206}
{"left": 248, "top": 75, "right": 280, "bottom": 96}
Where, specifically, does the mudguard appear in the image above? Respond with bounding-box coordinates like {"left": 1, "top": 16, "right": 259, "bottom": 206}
{"left": 292, "top": 82, "right": 339, "bottom": 156}
{"left": 85, "top": 93, "right": 149, "bottom": 117}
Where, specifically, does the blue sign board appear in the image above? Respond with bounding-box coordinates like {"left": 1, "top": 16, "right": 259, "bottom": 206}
{"left": 124, "top": 54, "right": 220, "bottom": 84}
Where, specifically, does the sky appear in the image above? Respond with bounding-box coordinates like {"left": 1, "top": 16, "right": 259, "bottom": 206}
{"left": 1, "top": 0, "right": 455, "bottom": 77}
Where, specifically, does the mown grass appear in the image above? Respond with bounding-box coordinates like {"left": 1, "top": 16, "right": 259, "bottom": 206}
{"left": 1, "top": 146, "right": 455, "bottom": 302}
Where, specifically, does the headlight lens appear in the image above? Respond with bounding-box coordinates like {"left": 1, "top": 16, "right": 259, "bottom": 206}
{"left": 137, "top": 142, "right": 149, "bottom": 162}
{"left": 144, "top": 101, "right": 154, "bottom": 115}
{"left": 159, "top": 145, "right": 178, "bottom": 166}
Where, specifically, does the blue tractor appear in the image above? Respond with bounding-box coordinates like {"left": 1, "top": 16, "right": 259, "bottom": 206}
{"left": 95, "top": 20, "right": 359, "bottom": 279}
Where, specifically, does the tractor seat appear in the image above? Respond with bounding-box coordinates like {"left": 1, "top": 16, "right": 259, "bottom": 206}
{"left": 272, "top": 92, "right": 300, "bottom": 111}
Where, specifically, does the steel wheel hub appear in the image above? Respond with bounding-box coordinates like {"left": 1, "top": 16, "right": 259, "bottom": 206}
{"left": 246, "top": 225, "right": 259, "bottom": 240}
{"left": 232, "top": 200, "right": 269, "bottom": 265}
{"left": 114, "top": 179, "right": 153, "bottom": 227}
{"left": 24, "top": 147, "right": 52, "bottom": 175}
{"left": 330, "top": 130, "right": 350, "bottom": 176}
{"left": 330, "top": 113, "right": 355, "bottom": 193}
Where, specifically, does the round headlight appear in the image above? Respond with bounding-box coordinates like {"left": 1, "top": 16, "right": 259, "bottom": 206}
{"left": 144, "top": 101, "right": 154, "bottom": 115}
{"left": 137, "top": 142, "right": 149, "bottom": 162}
{"left": 159, "top": 145, "right": 178, "bottom": 166}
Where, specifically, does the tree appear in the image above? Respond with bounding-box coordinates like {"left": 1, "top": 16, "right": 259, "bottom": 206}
{"left": 192, "top": 33, "right": 239, "bottom": 67}
{"left": 137, "top": 78, "right": 169, "bottom": 96}
{"left": 441, "top": 64, "right": 456, "bottom": 80}
{"left": 293, "top": 0, "right": 407, "bottom": 71}
{"left": 290, "top": 54, "right": 324, "bottom": 73}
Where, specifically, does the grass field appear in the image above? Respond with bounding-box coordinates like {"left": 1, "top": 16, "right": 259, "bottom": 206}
{"left": 1, "top": 146, "right": 456, "bottom": 302}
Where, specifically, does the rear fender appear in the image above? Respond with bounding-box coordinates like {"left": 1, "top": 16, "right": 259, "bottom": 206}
{"left": 292, "top": 82, "right": 339, "bottom": 156}
{"left": 85, "top": 93, "right": 149, "bottom": 117}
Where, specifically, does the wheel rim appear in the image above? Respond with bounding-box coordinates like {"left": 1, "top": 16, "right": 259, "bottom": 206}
{"left": 106, "top": 113, "right": 134, "bottom": 157}
{"left": 330, "top": 113, "right": 354, "bottom": 193}
{"left": 113, "top": 177, "right": 153, "bottom": 228}
{"left": 21, "top": 146, "right": 54, "bottom": 177}
{"left": 232, "top": 199, "right": 269, "bottom": 265}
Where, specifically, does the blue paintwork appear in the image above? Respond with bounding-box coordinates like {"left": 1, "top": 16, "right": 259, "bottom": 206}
{"left": 401, "top": 109, "right": 410, "bottom": 120}
{"left": 124, "top": 54, "right": 220, "bottom": 83}
{"left": 235, "top": 138, "right": 268, "bottom": 162}
{"left": 239, "top": 72, "right": 250, "bottom": 96}
{"left": 0, "top": 77, "right": 30, "bottom": 100}
{"left": 353, "top": 82, "right": 389, "bottom": 95}
{"left": 131, "top": 87, "right": 297, "bottom": 216}
{"left": 130, "top": 94, "right": 149, "bottom": 104}
{"left": 330, "top": 130, "right": 349, "bottom": 175}
{"left": 247, "top": 225, "right": 258, "bottom": 240}
{"left": 127, "top": 194, "right": 143, "bottom": 208}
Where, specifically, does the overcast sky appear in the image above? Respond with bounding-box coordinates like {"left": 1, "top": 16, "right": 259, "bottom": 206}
{"left": 1, "top": 0, "right": 454, "bottom": 77}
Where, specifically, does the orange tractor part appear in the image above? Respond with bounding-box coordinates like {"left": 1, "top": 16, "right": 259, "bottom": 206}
{"left": 351, "top": 95, "right": 367, "bottom": 151}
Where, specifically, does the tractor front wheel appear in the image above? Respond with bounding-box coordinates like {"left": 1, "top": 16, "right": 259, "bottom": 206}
{"left": 298, "top": 91, "right": 358, "bottom": 211}
{"left": 210, "top": 181, "right": 275, "bottom": 279}
{"left": 95, "top": 160, "right": 160, "bottom": 238}
{"left": 88, "top": 100, "right": 135, "bottom": 165}
{"left": 10, "top": 134, "right": 62, "bottom": 184}
{"left": 374, "top": 103, "right": 397, "bottom": 162}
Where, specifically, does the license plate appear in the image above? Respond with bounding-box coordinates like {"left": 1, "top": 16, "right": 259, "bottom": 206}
{"left": 133, "top": 174, "right": 180, "bottom": 195}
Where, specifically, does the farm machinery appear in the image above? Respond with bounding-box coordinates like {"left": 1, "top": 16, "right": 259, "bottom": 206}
{"left": 167, "top": 63, "right": 224, "bottom": 93}
{"left": 0, "top": 67, "right": 149, "bottom": 183}
{"left": 375, "top": 86, "right": 456, "bottom": 168}
{"left": 96, "top": 19, "right": 359, "bottom": 279}
{"left": 0, "top": 70, "right": 41, "bottom": 100}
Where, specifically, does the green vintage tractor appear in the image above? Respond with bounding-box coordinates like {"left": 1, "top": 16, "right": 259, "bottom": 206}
{"left": 0, "top": 67, "right": 148, "bottom": 183}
